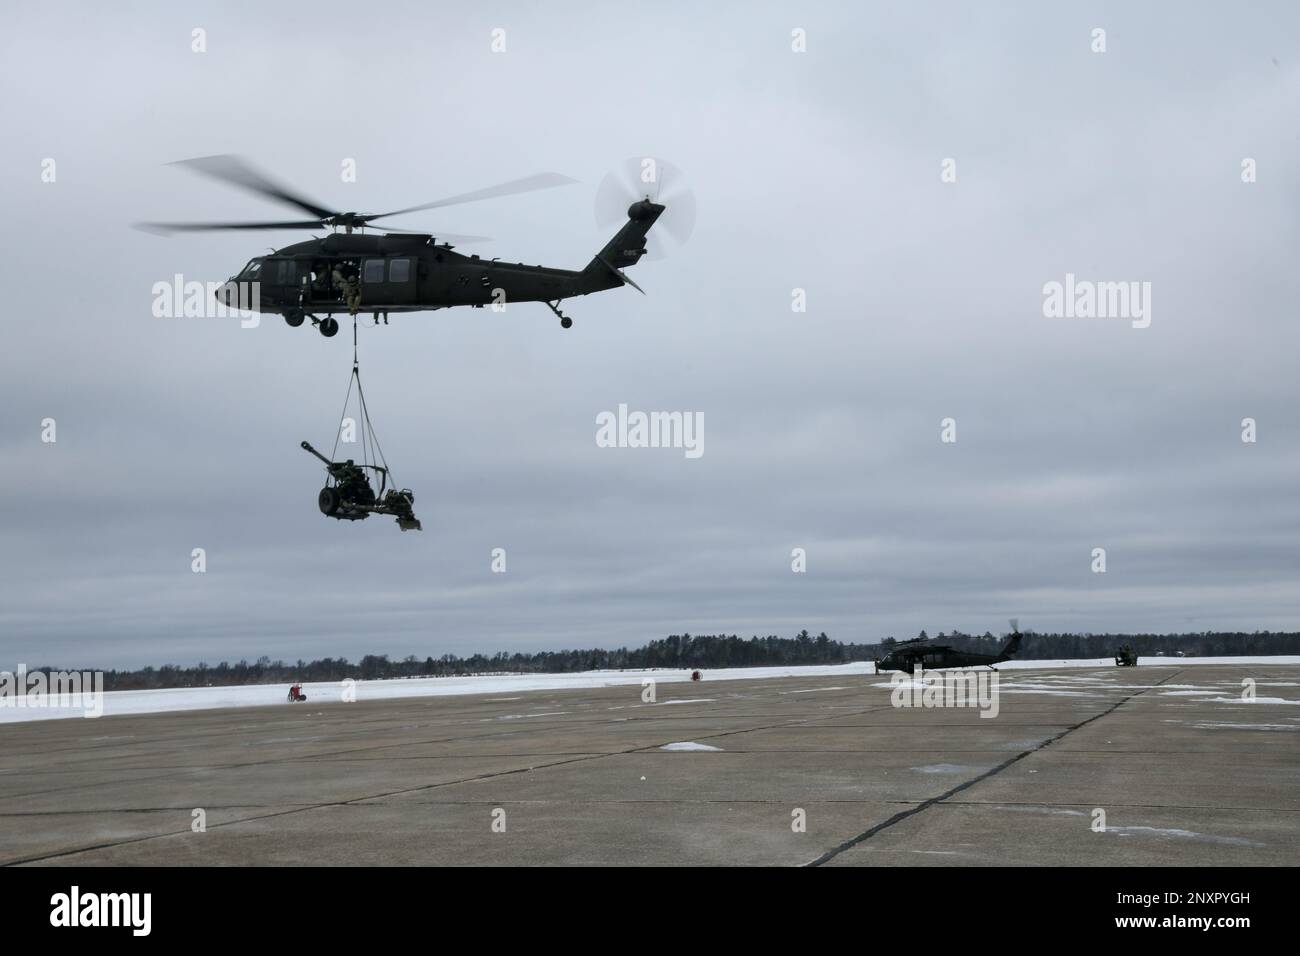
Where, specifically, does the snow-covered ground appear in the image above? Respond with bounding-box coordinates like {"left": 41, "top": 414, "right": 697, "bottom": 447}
{"left": 3, "top": 655, "right": 1298, "bottom": 723}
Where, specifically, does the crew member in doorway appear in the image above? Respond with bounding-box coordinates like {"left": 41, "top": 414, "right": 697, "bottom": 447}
{"left": 332, "top": 262, "right": 362, "bottom": 316}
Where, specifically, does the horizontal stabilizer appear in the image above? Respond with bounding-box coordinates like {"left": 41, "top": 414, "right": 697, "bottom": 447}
{"left": 597, "top": 255, "right": 645, "bottom": 294}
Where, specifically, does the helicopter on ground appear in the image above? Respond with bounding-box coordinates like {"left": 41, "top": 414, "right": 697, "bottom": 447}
{"left": 874, "top": 620, "right": 1025, "bottom": 675}
{"left": 137, "top": 155, "right": 687, "bottom": 335}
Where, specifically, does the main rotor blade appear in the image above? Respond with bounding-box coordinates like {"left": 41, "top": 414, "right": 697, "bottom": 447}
{"left": 169, "top": 155, "right": 336, "bottom": 221}
{"left": 429, "top": 232, "right": 492, "bottom": 243}
{"left": 368, "top": 226, "right": 492, "bottom": 243}
{"left": 134, "top": 219, "right": 326, "bottom": 235}
{"left": 366, "top": 172, "right": 577, "bottom": 221}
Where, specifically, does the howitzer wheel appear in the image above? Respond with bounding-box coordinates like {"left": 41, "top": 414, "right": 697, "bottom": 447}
{"left": 318, "top": 486, "right": 341, "bottom": 516}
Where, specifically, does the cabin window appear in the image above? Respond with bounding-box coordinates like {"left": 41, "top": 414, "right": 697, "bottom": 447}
{"left": 363, "top": 259, "right": 386, "bottom": 283}
{"left": 389, "top": 258, "right": 411, "bottom": 283}
{"left": 276, "top": 260, "right": 295, "bottom": 285}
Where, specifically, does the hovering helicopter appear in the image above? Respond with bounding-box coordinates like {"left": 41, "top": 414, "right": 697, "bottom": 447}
{"left": 137, "top": 155, "right": 685, "bottom": 335}
{"left": 874, "top": 620, "right": 1025, "bottom": 675}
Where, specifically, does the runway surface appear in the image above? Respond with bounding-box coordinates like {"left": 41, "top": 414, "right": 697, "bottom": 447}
{"left": 2, "top": 664, "right": 1297, "bottom": 866}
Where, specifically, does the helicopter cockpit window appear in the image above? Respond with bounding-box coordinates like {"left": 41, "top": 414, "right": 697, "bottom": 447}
{"left": 363, "top": 259, "right": 386, "bottom": 284}
{"left": 389, "top": 258, "right": 411, "bottom": 283}
{"left": 240, "top": 259, "right": 263, "bottom": 278}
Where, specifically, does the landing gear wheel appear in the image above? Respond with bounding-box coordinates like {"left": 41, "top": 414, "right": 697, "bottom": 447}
{"left": 284, "top": 310, "right": 305, "bottom": 328}
{"left": 545, "top": 300, "right": 573, "bottom": 329}
{"left": 318, "top": 486, "right": 341, "bottom": 516}
{"left": 319, "top": 317, "right": 339, "bottom": 338}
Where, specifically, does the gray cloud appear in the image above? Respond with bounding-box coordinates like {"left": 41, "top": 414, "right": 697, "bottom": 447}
{"left": 3, "top": 2, "right": 1299, "bottom": 668}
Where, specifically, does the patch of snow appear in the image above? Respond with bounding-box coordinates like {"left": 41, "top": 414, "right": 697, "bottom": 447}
{"left": 1204, "top": 696, "right": 1300, "bottom": 705}
{"left": 782, "top": 686, "right": 850, "bottom": 694}
{"left": 5, "top": 656, "right": 1297, "bottom": 723}
{"left": 657, "top": 698, "right": 716, "bottom": 705}
{"left": 1104, "top": 826, "right": 1263, "bottom": 847}
{"left": 993, "top": 805, "right": 1086, "bottom": 816}
{"left": 911, "top": 763, "right": 977, "bottom": 774}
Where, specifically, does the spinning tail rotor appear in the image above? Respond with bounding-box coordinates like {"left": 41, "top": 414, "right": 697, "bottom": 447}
{"left": 594, "top": 157, "right": 696, "bottom": 260}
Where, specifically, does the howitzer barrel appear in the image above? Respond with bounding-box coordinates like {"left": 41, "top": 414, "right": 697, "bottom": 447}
{"left": 300, "top": 440, "right": 332, "bottom": 465}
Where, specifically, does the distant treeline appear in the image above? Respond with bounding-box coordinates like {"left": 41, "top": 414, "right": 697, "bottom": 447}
{"left": 899, "top": 629, "right": 1300, "bottom": 661}
{"left": 53, "top": 629, "right": 1300, "bottom": 691}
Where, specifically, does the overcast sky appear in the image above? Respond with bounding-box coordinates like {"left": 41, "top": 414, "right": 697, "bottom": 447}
{"left": 3, "top": 1, "right": 1300, "bottom": 669}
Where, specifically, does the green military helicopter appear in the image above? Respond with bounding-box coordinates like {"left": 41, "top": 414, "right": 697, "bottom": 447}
{"left": 874, "top": 620, "right": 1026, "bottom": 675}
{"left": 138, "top": 155, "right": 694, "bottom": 334}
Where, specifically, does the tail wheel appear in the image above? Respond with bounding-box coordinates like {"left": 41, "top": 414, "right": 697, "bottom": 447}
{"left": 318, "top": 486, "right": 341, "bottom": 515}
{"left": 560, "top": 316, "right": 572, "bottom": 329}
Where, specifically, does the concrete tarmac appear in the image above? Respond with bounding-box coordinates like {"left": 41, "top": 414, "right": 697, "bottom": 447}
{"left": 1, "top": 664, "right": 1296, "bottom": 866}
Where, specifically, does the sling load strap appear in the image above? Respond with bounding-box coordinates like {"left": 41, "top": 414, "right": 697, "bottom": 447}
{"left": 328, "top": 316, "right": 397, "bottom": 491}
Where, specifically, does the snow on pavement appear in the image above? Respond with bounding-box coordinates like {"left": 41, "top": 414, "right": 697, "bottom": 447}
{"left": 2, "top": 656, "right": 1297, "bottom": 723}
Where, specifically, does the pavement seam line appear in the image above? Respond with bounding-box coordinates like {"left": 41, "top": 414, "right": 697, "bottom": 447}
{"left": 803, "top": 670, "right": 1186, "bottom": 867}
{"left": 2, "top": 707, "right": 830, "bottom": 865}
